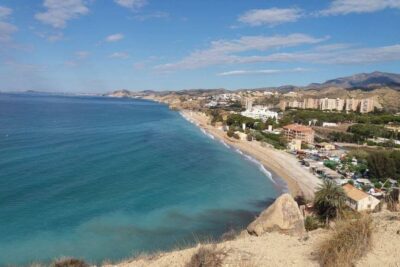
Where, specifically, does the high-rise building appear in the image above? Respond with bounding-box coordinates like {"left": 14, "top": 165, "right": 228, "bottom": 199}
{"left": 359, "top": 98, "right": 374, "bottom": 113}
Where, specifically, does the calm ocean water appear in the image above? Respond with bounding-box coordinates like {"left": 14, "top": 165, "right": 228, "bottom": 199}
{"left": 0, "top": 93, "right": 279, "bottom": 266}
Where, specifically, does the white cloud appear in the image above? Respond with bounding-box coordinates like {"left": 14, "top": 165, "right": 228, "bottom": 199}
{"left": 114, "top": 0, "right": 147, "bottom": 10}
{"left": 155, "top": 34, "right": 326, "bottom": 71}
{"left": 65, "top": 50, "right": 90, "bottom": 67}
{"left": 0, "top": 6, "right": 17, "bottom": 42}
{"left": 231, "top": 44, "right": 400, "bottom": 65}
{"left": 238, "top": 8, "right": 303, "bottom": 26}
{"left": 75, "top": 51, "right": 90, "bottom": 59}
{"left": 0, "top": 6, "right": 12, "bottom": 19}
{"left": 319, "top": 0, "right": 400, "bottom": 16}
{"left": 217, "top": 68, "right": 308, "bottom": 76}
{"left": 109, "top": 52, "right": 129, "bottom": 59}
{"left": 35, "top": 0, "right": 89, "bottom": 28}
{"left": 105, "top": 33, "right": 124, "bottom": 42}
{"left": 134, "top": 11, "right": 169, "bottom": 21}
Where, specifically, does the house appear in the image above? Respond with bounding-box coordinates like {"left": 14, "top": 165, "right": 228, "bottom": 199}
{"left": 342, "top": 184, "right": 380, "bottom": 212}
{"left": 283, "top": 124, "right": 315, "bottom": 144}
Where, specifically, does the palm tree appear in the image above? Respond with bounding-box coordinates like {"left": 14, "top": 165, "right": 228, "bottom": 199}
{"left": 314, "top": 179, "right": 346, "bottom": 221}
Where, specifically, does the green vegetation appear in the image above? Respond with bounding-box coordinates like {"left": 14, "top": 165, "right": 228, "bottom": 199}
{"left": 317, "top": 215, "right": 373, "bottom": 267}
{"left": 304, "top": 215, "right": 322, "bottom": 231}
{"left": 314, "top": 180, "right": 346, "bottom": 220}
{"left": 348, "top": 124, "right": 400, "bottom": 140}
{"left": 225, "top": 114, "right": 286, "bottom": 149}
{"left": 367, "top": 150, "right": 400, "bottom": 182}
{"left": 324, "top": 160, "right": 339, "bottom": 170}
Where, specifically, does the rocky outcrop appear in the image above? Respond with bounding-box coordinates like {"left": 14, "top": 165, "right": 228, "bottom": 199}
{"left": 247, "top": 193, "right": 305, "bottom": 236}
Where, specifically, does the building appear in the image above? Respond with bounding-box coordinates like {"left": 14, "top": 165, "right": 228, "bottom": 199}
{"left": 283, "top": 124, "right": 315, "bottom": 144}
{"left": 360, "top": 98, "right": 374, "bottom": 113}
{"left": 281, "top": 97, "right": 375, "bottom": 113}
{"left": 244, "top": 98, "right": 253, "bottom": 110}
{"left": 288, "top": 139, "right": 302, "bottom": 151}
{"left": 303, "top": 98, "right": 319, "bottom": 109}
{"left": 241, "top": 106, "right": 279, "bottom": 122}
{"left": 319, "top": 98, "right": 345, "bottom": 111}
{"left": 345, "top": 98, "right": 360, "bottom": 112}
{"left": 342, "top": 184, "right": 380, "bottom": 212}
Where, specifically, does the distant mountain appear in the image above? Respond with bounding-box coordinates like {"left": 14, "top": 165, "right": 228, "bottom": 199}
{"left": 304, "top": 71, "right": 400, "bottom": 90}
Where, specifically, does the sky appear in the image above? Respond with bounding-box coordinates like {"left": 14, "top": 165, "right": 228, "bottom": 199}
{"left": 0, "top": 0, "right": 400, "bottom": 93}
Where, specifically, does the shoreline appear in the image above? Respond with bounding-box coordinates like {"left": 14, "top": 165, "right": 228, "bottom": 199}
{"left": 180, "top": 110, "right": 320, "bottom": 200}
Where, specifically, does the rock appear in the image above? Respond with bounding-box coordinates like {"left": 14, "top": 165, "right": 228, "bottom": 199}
{"left": 247, "top": 193, "right": 305, "bottom": 236}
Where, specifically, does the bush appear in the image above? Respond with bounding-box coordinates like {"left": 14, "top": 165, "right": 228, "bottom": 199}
{"left": 317, "top": 215, "right": 373, "bottom": 267}
{"left": 246, "top": 134, "right": 253, "bottom": 141}
{"left": 186, "top": 245, "right": 225, "bottom": 267}
{"left": 233, "top": 133, "right": 240, "bottom": 140}
{"left": 304, "top": 216, "right": 321, "bottom": 231}
{"left": 227, "top": 130, "right": 234, "bottom": 138}
{"left": 52, "top": 258, "right": 89, "bottom": 267}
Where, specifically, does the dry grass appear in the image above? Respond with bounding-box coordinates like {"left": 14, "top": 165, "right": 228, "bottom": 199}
{"left": 185, "top": 245, "right": 226, "bottom": 267}
{"left": 51, "top": 258, "right": 89, "bottom": 267}
{"left": 316, "top": 214, "right": 373, "bottom": 267}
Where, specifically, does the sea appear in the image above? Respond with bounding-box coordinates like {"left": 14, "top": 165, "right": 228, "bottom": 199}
{"left": 0, "top": 93, "right": 280, "bottom": 266}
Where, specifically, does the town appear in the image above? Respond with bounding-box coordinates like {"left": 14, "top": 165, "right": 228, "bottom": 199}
{"left": 123, "top": 84, "right": 400, "bottom": 214}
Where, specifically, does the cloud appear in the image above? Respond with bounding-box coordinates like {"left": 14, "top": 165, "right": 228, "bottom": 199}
{"left": 217, "top": 68, "right": 309, "bottom": 76}
{"left": 109, "top": 52, "right": 129, "bottom": 59}
{"left": 231, "top": 44, "right": 400, "bottom": 65}
{"left": 65, "top": 50, "right": 90, "bottom": 66}
{"left": 35, "top": 0, "right": 89, "bottom": 28}
{"left": 114, "top": 0, "right": 147, "bottom": 10}
{"left": 134, "top": 11, "right": 169, "bottom": 21}
{"left": 75, "top": 51, "right": 90, "bottom": 59}
{"left": 238, "top": 8, "right": 303, "bottom": 26}
{"left": 319, "top": 0, "right": 400, "bottom": 16}
{"left": 0, "top": 6, "right": 17, "bottom": 43}
{"left": 0, "top": 6, "right": 12, "bottom": 19}
{"left": 155, "top": 34, "right": 327, "bottom": 71}
{"left": 105, "top": 33, "right": 124, "bottom": 42}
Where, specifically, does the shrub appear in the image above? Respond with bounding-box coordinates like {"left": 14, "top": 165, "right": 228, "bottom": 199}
{"left": 233, "top": 133, "right": 240, "bottom": 140}
{"left": 227, "top": 130, "right": 234, "bottom": 138}
{"left": 246, "top": 134, "right": 253, "bottom": 141}
{"left": 186, "top": 245, "right": 225, "bottom": 267}
{"left": 52, "top": 258, "right": 89, "bottom": 267}
{"left": 304, "top": 216, "right": 321, "bottom": 231}
{"left": 317, "top": 215, "right": 373, "bottom": 267}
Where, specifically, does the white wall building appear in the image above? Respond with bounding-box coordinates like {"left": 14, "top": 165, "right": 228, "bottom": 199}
{"left": 241, "top": 106, "right": 278, "bottom": 122}
{"left": 342, "top": 184, "right": 380, "bottom": 212}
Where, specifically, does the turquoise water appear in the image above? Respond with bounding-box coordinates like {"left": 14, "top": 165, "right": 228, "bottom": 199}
{"left": 0, "top": 93, "right": 280, "bottom": 266}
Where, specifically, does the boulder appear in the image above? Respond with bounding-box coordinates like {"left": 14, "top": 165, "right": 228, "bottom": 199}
{"left": 247, "top": 193, "right": 305, "bottom": 236}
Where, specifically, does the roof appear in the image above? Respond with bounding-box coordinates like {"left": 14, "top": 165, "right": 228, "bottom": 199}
{"left": 283, "top": 124, "right": 314, "bottom": 133}
{"left": 342, "top": 184, "right": 369, "bottom": 201}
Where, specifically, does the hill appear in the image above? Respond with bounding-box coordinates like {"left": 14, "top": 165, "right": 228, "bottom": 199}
{"left": 304, "top": 71, "right": 400, "bottom": 91}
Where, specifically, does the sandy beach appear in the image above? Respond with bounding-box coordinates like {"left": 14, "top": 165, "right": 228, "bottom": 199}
{"left": 181, "top": 110, "right": 321, "bottom": 200}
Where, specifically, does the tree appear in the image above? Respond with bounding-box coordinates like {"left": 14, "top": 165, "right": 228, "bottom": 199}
{"left": 314, "top": 180, "right": 346, "bottom": 221}
{"left": 367, "top": 151, "right": 396, "bottom": 181}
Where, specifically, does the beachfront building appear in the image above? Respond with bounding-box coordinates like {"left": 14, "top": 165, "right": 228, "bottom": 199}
{"left": 283, "top": 124, "right": 315, "bottom": 144}
{"left": 342, "top": 184, "right": 380, "bottom": 212}
{"left": 241, "top": 105, "right": 279, "bottom": 122}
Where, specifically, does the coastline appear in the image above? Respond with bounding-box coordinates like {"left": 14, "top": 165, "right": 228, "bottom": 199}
{"left": 180, "top": 110, "right": 320, "bottom": 200}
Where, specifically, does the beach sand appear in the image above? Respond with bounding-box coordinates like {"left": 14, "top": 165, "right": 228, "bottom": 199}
{"left": 181, "top": 110, "right": 321, "bottom": 200}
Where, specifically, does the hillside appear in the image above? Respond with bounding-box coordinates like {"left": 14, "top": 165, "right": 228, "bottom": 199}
{"left": 108, "top": 210, "right": 400, "bottom": 267}
{"left": 304, "top": 71, "right": 400, "bottom": 90}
